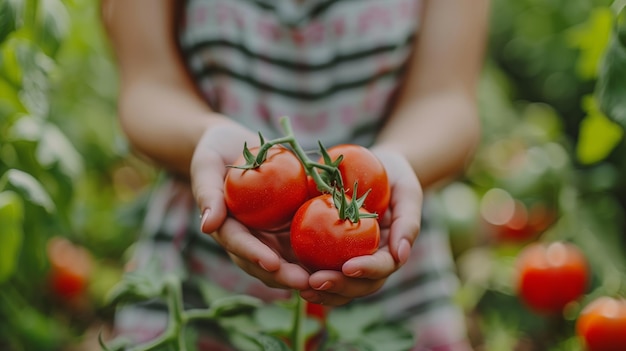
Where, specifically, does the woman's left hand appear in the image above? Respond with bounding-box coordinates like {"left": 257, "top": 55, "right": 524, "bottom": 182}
{"left": 299, "top": 149, "right": 423, "bottom": 306}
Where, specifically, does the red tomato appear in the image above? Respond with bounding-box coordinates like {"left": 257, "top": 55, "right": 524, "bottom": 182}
{"left": 492, "top": 200, "right": 533, "bottom": 242}
{"left": 46, "top": 237, "right": 93, "bottom": 300}
{"left": 306, "top": 301, "right": 328, "bottom": 322}
{"left": 576, "top": 296, "right": 626, "bottom": 351}
{"left": 496, "top": 202, "right": 557, "bottom": 243}
{"left": 309, "top": 144, "right": 390, "bottom": 219}
{"left": 291, "top": 194, "right": 380, "bottom": 272}
{"left": 515, "top": 241, "right": 589, "bottom": 314}
{"left": 224, "top": 146, "right": 309, "bottom": 231}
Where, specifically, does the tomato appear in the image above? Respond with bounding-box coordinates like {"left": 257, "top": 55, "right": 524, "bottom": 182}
{"left": 224, "top": 146, "right": 309, "bottom": 231}
{"left": 291, "top": 194, "right": 380, "bottom": 272}
{"left": 515, "top": 241, "right": 589, "bottom": 314}
{"left": 576, "top": 296, "right": 626, "bottom": 351}
{"left": 46, "top": 236, "right": 93, "bottom": 300}
{"left": 306, "top": 301, "right": 328, "bottom": 322}
{"left": 480, "top": 189, "right": 556, "bottom": 244}
{"left": 309, "top": 144, "right": 390, "bottom": 219}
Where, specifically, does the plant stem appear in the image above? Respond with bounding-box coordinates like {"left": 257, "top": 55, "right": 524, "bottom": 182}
{"left": 291, "top": 292, "right": 307, "bottom": 351}
{"left": 278, "top": 117, "right": 335, "bottom": 193}
{"left": 127, "top": 276, "right": 186, "bottom": 351}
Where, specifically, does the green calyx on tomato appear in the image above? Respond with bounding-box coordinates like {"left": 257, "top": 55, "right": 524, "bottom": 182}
{"left": 291, "top": 193, "right": 381, "bottom": 272}
{"left": 224, "top": 145, "right": 309, "bottom": 231}
{"left": 332, "top": 183, "right": 378, "bottom": 223}
{"left": 307, "top": 143, "right": 391, "bottom": 219}
{"left": 224, "top": 117, "right": 387, "bottom": 227}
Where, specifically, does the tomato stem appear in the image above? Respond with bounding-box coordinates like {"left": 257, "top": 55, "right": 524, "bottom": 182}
{"left": 234, "top": 116, "right": 376, "bottom": 223}
{"left": 291, "top": 292, "right": 307, "bottom": 351}
{"left": 277, "top": 117, "right": 336, "bottom": 194}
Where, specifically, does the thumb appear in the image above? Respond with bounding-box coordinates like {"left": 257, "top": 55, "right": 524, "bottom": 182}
{"left": 191, "top": 149, "right": 228, "bottom": 234}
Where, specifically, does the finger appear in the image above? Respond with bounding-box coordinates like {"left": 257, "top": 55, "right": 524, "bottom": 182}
{"left": 233, "top": 256, "right": 311, "bottom": 291}
{"left": 341, "top": 247, "right": 398, "bottom": 280}
{"left": 213, "top": 217, "right": 281, "bottom": 272}
{"left": 300, "top": 289, "right": 353, "bottom": 306}
{"left": 308, "top": 270, "right": 386, "bottom": 298}
{"left": 191, "top": 149, "right": 229, "bottom": 234}
{"left": 387, "top": 170, "right": 422, "bottom": 265}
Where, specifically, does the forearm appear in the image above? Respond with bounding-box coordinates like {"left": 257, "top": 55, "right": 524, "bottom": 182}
{"left": 103, "top": 0, "right": 255, "bottom": 178}
{"left": 117, "top": 78, "right": 254, "bottom": 178}
{"left": 373, "top": 0, "right": 487, "bottom": 190}
{"left": 117, "top": 78, "right": 211, "bottom": 177}
{"left": 374, "top": 90, "right": 481, "bottom": 190}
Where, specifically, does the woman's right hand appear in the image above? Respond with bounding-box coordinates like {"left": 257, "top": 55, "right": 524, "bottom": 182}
{"left": 189, "top": 120, "right": 311, "bottom": 291}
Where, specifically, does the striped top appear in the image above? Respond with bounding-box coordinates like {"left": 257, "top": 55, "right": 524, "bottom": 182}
{"left": 178, "top": 0, "right": 423, "bottom": 149}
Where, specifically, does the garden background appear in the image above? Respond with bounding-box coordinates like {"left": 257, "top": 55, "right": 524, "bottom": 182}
{"left": 1, "top": 0, "right": 625, "bottom": 350}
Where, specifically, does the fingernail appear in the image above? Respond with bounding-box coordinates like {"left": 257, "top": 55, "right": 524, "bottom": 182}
{"left": 398, "top": 239, "right": 411, "bottom": 265}
{"left": 258, "top": 261, "right": 272, "bottom": 272}
{"left": 200, "top": 209, "right": 210, "bottom": 232}
{"left": 300, "top": 290, "right": 320, "bottom": 301}
{"left": 346, "top": 270, "right": 362, "bottom": 278}
{"left": 315, "top": 281, "right": 333, "bottom": 291}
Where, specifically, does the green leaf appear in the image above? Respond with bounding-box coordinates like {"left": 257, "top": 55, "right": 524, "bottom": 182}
{"left": 0, "top": 0, "right": 24, "bottom": 43}
{"left": 9, "top": 116, "right": 84, "bottom": 179}
{"left": 0, "top": 169, "right": 55, "bottom": 212}
{"left": 0, "top": 34, "right": 25, "bottom": 85}
{"left": 327, "top": 304, "right": 384, "bottom": 342}
{"left": 254, "top": 303, "right": 293, "bottom": 333}
{"left": 208, "top": 294, "right": 264, "bottom": 318}
{"left": 36, "top": 0, "right": 69, "bottom": 53}
{"left": 0, "top": 190, "right": 24, "bottom": 283}
{"left": 596, "top": 6, "right": 626, "bottom": 127}
{"left": 8, "top": 113, "right": 43, "bottom": 141}
{"left": 228, "top": 331, "right": 291, "bottom": 351}
{"left": 104, "top": 267, "right": 167, "bottom": 305}
{"left": 255, "top": 334, "right": 291, "bottom": 351}
{"left": 0, "top": 77, "right": 23, "bottom": 120}
{"left": 576, "top": 95, "right": 624, "bottom": 165}
{"left": 567, "top": 7, "right": 613, "bottom": 80}
{"left": 361, "top": 325, "right": 414, "bottom": 351}
{"left": 37, "top": 123, "right": 84, "bottom": 179}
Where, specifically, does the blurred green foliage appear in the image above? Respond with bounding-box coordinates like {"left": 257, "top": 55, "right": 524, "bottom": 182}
{"left": 0, "top": 0, "right": 625, "bottom": 350}
{"left": 0, "top": 0, "right": 152, "bottom": 349}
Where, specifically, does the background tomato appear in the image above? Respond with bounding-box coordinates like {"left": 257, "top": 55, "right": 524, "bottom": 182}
{"left": 480, "top": 188, "right": 557, "bottom": 244}
{"left": 309, "top": 144, "right": 390, "bottom": 219}
{"left": 46, "top": 237, "right": 93, "bottom": 300}
{"left": 291, "top": 194, "right": 380, "bottom": 272}
{"left": 515, "top": 241, "right": 589, "bottom": 314}
{"left": 224, "top": 146, "right": 309, "bottom": 231}
{"left": 306, "top": 301, "right": 328, "bottom": 322}
{"left": 576, "top": 296, "right": 626, "bottom": 351}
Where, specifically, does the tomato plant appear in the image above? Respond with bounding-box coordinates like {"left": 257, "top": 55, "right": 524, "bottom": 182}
{"left": 291, "top": 194, "right": 380, "bottom": 272}
{"left": 515, "top": 241, "right": 589, "bottom": 314}
{"left": 46, "top": 237, "right": 93, "bottom": 301}
{"left": 224, "top": 145, "right": 309, "bottom": 231}
{"left": 309, "top": 144, "right": 390, "bottom": 219}
{"left": 576, "top": 296, "right": 626, "bottom": 351}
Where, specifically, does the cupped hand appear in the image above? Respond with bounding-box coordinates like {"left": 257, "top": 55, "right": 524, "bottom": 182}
{"left": 190, "top": 121, "right": 310, "bottom": 291}
{"left": 300, "top": 149, "right": 423, "bottom": 306}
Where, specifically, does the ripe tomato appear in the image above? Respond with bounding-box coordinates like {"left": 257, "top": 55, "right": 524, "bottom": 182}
{"left": 309, "top": 144, "right": 390, "bottom": 219}
{"left": 46, "top": 236, "right": 93, "bottom": 300}
{"left": 224, "top": 146, "right": 309, "bottom": 231}
{"left": 515, "top": 241, "right": 589, "bottom": 314}
{"left": 306, "top": 301, "right": 328, "bottom": 322}
{"left": 291, "top": 194, "right": 380, "bottom": 272}
{"left": 576, "top": 296, "right": 626, "bottom": 351}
